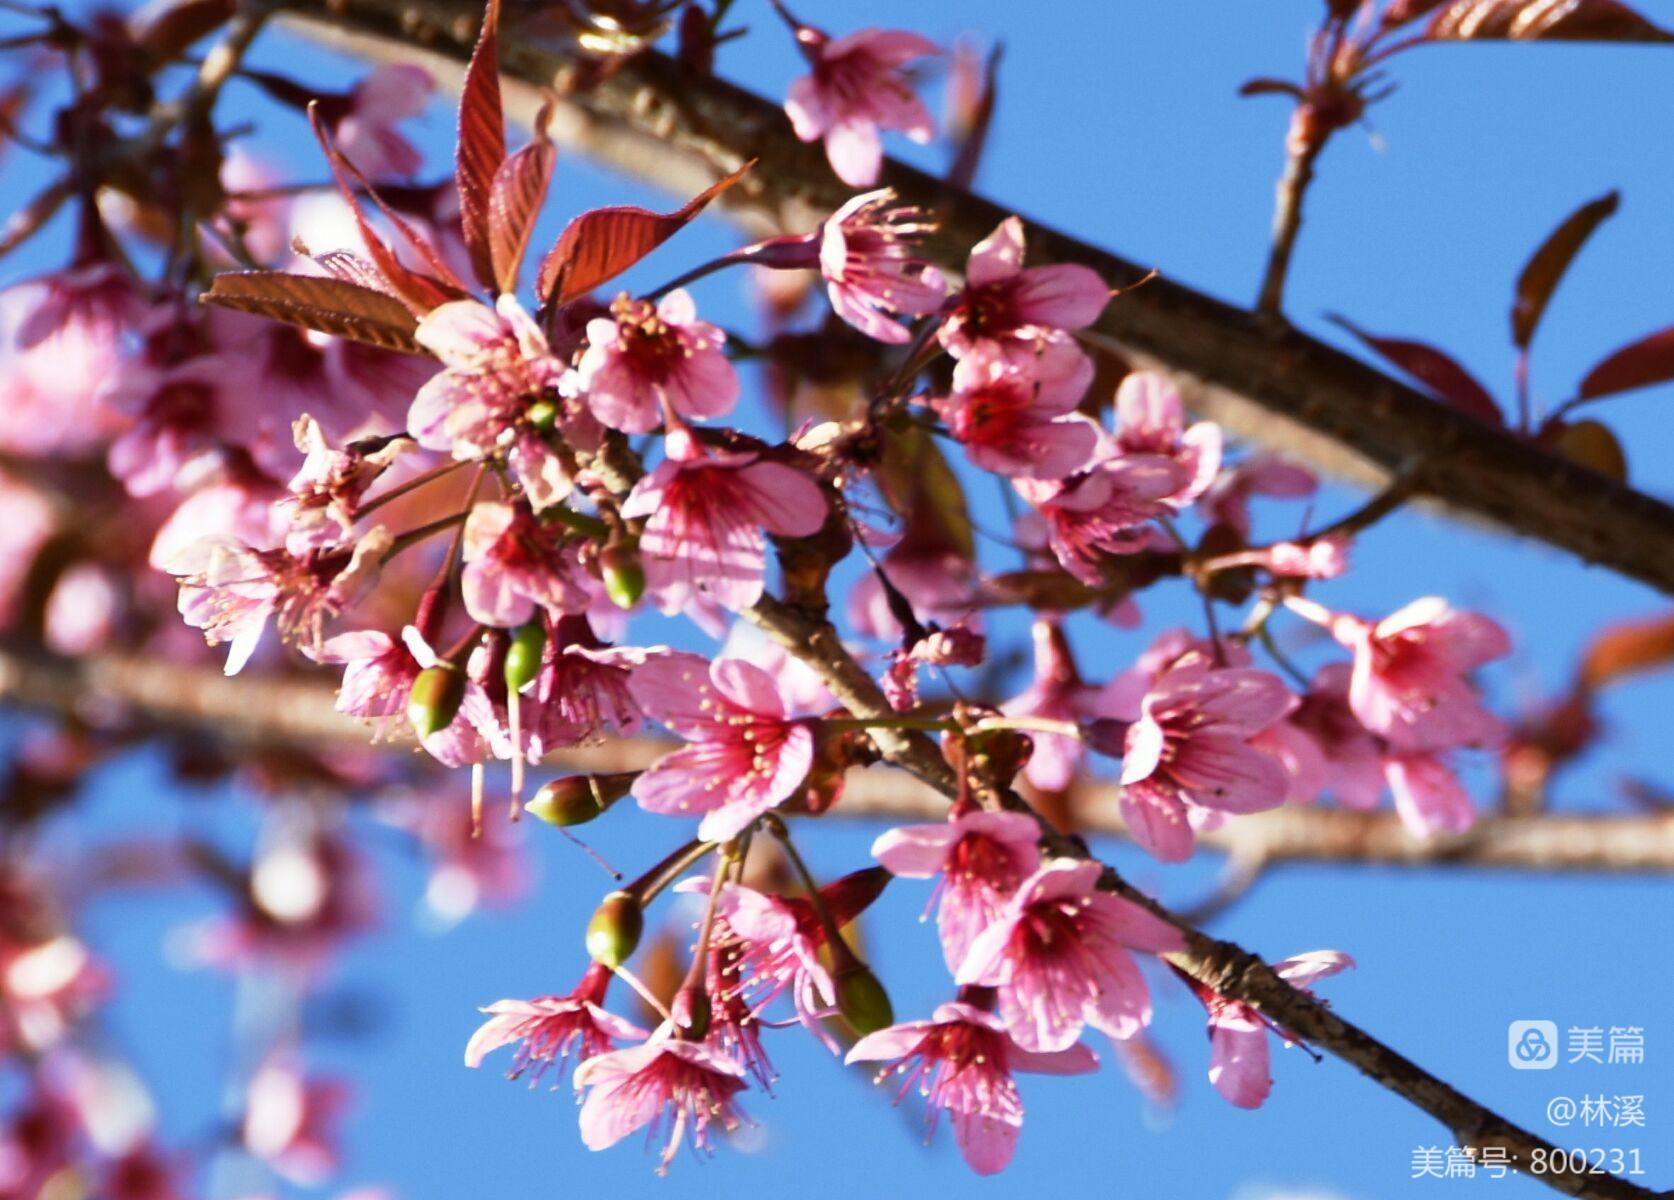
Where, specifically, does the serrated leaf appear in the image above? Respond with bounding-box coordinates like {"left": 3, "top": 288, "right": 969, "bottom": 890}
{"left": 1423, "top": 0, "right": 1674, "bottom": 42}
{"left": 488, "top": 100, "right": 555, "bottom": 296}
{"left": 1328, "top": 314, "right": 1504, "bottom": 424}
{"left": 1579, "top": 610, "right": 1674, "bottom": 690}
{"left": 535, "top": 161, "right": 753, "bottom": 304}
{"left": 1512, "top": 190, "right": 1618, "bottom": 350}
{"left": 1576, "top": 324, "right": 1674, "bottom": 401}
{"left": 457, "top": 0, "right": 506, "bottom": 291}
{"left": 307, "top": 104, "right": 467, "bottom": 314}
{"left": 201, "top": 271, "right": 422, "bottom": 354}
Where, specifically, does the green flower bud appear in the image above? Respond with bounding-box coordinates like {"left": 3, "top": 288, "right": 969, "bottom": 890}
{"left": 407, "top": 664, "right": 465, "bottom": 741}
{"left": 833, "top": 962, "right": 893, "bottom": 1036}
{"left": 672, "top": 983, "right": 712, "bottom": 1039}
{"left": 525, "top": 772, "right": 635, "bottom": 827}
{"left": 601, "top": 542, "right": 644, "bottom": 610}
{"left": 504, "top": 620, "right": 547, "bottom": 693}
{"left": 526, "top": 398, "right": 559, "bottom": 431}
{"left": 585, "top": 890, "right": 644, "bottom": 968}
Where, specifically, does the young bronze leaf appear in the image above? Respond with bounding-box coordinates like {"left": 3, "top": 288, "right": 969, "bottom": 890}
{"left": 947, "top": 43, "right": 1001, "bottom": 191}
{"left": 1423, "top": 0, "right": 1674, "bottom": 41}
{"left": 201, "top": 271, "right": 422, "bottom": 354}
{"left": 307, "top": 104, "right": 467, "bottom": 314}
{"left": 1380, "top": 0, "right": 1450, "bottom": 29}
{"left": 488, "top": 101, "right": 555, "bottom": 296}
{"left": 457, "top": 0, "right": 507, "bottom": 290}
{"left": 1579, "top": 610, "right": 1674, "bottom": 691}
{"left": 1512, "top": 190, "right": 1618, "bottom": 350}
{"left": 1576, "top": 324, "right": 1674, "bottom": 401}
{"left": 1328, "top": 314, "right": 1503, "bottom": 425}
{"left": 536, "top": 161, "right": 754, "bottom": 304}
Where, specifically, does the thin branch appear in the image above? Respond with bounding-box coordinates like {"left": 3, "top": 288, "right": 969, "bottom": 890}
{"left": 271, "top": 0, "right": 1674, "bottom": 598}
{"left": 1257, "top": 135, "right": 1324, "bottom": 316}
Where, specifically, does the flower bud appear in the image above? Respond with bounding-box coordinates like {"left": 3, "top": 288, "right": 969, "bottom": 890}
{"left": 671, "top": 983, "right": 712, "bottom": 1039}
{"left": 504, "top": 620, "right": 547, "bottom": 693}
{"left": 525, "top": 772, "right": 635, "bottom": 827}
{"left": 526, "top": 398, "right": 559, "bottom": 431}
{"left": 407, "top": 664, "right": 464, "bottom": 740}
{"left": 601, "top": 542, "right": 645, "bottom": 610}
{"left": 585, "top": 890, "right": 644, "bottom": 968}
{"left": 833, "top": 961, "right": 893, "bottom": 1036}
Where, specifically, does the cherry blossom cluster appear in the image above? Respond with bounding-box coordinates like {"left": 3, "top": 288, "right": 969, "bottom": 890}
{"left": 0, "top": 0, "right": 1521, "bottom": 1184}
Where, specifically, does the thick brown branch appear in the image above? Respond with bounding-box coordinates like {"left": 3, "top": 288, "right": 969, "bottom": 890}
{"left": 274, "top": 0, "right": 1674, "bottom": 597}
{"left": 3, "top": 646, "right": 1671, "bottom": 873}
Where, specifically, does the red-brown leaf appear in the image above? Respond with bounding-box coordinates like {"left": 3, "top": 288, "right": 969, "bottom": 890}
{"left": 1328, "top": 314, "right": 1504, "bottom": 425}
{"left": 457, "top": 0, "right": 506, "bottom": 291}
{"left": 307, "top": 104, "right": 467, "bottom": 314}
{"left": 1579, "top": 610, "right": 1674, "bottom": 690}
{"left": 1512, "top": 190, "right": 1617, "bottom": 349}
{"left": 1381, "top": 0, "right": 1450, "bottom": 28}
{"left": 488, "top": 100, "right": 555, "bottom": 296}
{"left": 200, "top": 271, "right": 422, "bottom": 354}
{"left": 1577, "top": 324, "right": 1674, "bottom": 400}
{"left": 947, "top": 42, "right": 1001, "bottom": 191}
{"left": 535, "top": 161, "right": 754, "bottom": 304}
{"left": 1423, "top": 0, "right": 1674, "bottom": 41}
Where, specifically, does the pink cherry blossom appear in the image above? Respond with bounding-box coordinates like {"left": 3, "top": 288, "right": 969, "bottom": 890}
{"left": 1184, "top": 950, "right": 1354, "bottom": 1110}
{"left": 1015, "top": 454, "right": 1188, "bottom": 586}
{"left": 1001, "top": 620, "right": 1099, "bottom": 792}
{"left": 282, "top": 417, "right": 404, "bottom": 554}
{"left": 1383, "top": 751, "right": 1476, "bottom": 837}
{"left": 940, "top": 217, "right": 1111, "bottom": 364}
{"left": 780, "top": 13, "right": 938, "bottom": 188}
{"left": 627, "top": 652, "right": 815, "bottom": 842}
{"left": 1289, "top": 664, "right": 1385, "bottom": 810}
{"left": 167, "top": 528, "right": 390, "bottom": 674}
{"left": 332, "top": 65, "right": 432, "bottom": 180}
{"left": 309, "top": 628, "right": 490, "bottom": 767}
{"left": 44, "top": 563, "right": 123, "bottom": 657}
{"left": 460, "top": 502, "right": 590, "bottom": 628}
{"left": 466, "top": 962, "right": 647, "bottom": 1085}
{"left": 696, "top": 880, "right": 834, "bottom": 1036}
{"left": 871, "top": 810, "right": 1041, "bottom": 972}
{"left": 242, "top": 1061, "right": 348, "bottom": 1187}
{"left": 956, "top": 860, "right": 1183, "bottom": 1052}
{"left": 846, "top": 999, "right": 1096, "bottom": 1176}
{"left": 577, "top": 291, "right": 738, "bottom": 434}
{"left": 1301, "top": 595, "right": 1511, "bottom": 752}
{"left": 1119, "top": 662, "right": 1294, "bottom": 862}
{"left": 572, "top": 1032, "right": 749, "bottom": 1173}
{"left": 1112, "top": 371, "right": 1222, "bottom": 506}
{"left": 1201, "top": 457, "right": 1317, "bottom": 537}
{"left": 103, "top": 350, "right": 237, "bottom": 497}
{"left": 817, "top": 190, "right": 947, "bottom": 343}
{"left": 516, "top": 618, "right": 647, "bottom": 754}
{"left": 408, "top": 295, "right": 584, "bottom": 511}
{"left": 933, "top": 343, "right": 1098, "bottom": 481}
{"left": 620, "top": 449, "right": 827, "bottom": 614}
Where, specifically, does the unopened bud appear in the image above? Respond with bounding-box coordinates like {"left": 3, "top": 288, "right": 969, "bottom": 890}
{"left": 601, "top": 542, "right": 644, "bottom": 610}
{"left": 526, "top": 398, "right": 559, "bottom": 431}
{"left": 407, "top": 664, "right": 464, "bottom": 740}
{"left": 833, "top": 962, "right": 893, "bottom": 1036}
{"left": 504, "top": 620, "right": 547, "bottom": 692}
{"left": 672, "top": 983, "right": 712, "bottom": 1039}
{"left": 525, "top": 772, "right": 635, "bottom": 827}
{"left": 586, "top": 890, "right": 644, "bottom": 968}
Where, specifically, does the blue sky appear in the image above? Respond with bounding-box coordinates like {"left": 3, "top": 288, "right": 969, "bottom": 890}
{"left": 5, "top": 1, "right": 1674, "bottom": 1197}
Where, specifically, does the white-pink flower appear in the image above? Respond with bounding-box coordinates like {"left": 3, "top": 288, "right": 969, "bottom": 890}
{"left": 573, "top": 1031, "right": 749, "bottom": 1173}
{"left": 818, "top": 190, "right": 947, "bottom": 343}
{"left": 933, "top": 343, "right": 1097, "bottom": 481}
{"left": 1119, "top": 662, "right": 1294, "bottom": 863}
{"left": 1015, "top": 454, "right": 1186, "bottom": 586}
{"left": 1383, "top": 751, "right": 1476, "bottom": 838}
{"left": 1112, "top": 371, "right": 1222, "bottom": 507}
{"left": 460, "top": 501, "right": 590, "bottom": 628}
{"left": 332, "top": 65, "right": 432, "bottom": 180}
{"left": 955, "top": 860, "right": 1183, "bottom": 1052}
{"left": 1302, "top": 596, "right": 1511, "bottom": 753}
{"left": 466, "top": 962, "right": 646, "bottom": 1085}
{"left": 628, "top": 652, "right": 814, "bottom": 842}
{"left": 940, "top": 217, "right": 1110, "bottom": 364}
{"left": 577, "top": 291, "right": 738, "bottom": 434}
{"left": 1186, "top": 950, "right": 1354, "bottom": 1110}
{"left": 871, "top": 811, "right": 1041, "bottom": 973}
{"left": 621, "top": 449, "right": 827, "bottom": 614}
{"left": 846, "top": 1000, "right": 1096, "bottom": 1176}
{"left": 1001, "top": 620, "right": 1098, "bottom": 792}
{"left": 781, "top": 15, "right": 939, "bottom": 188}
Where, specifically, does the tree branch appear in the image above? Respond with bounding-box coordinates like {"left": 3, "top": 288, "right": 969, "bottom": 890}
{"left": 3, "top": 645, "right": 1671, "bottom": 873}
{"left": 270, "top": 0, "right": 1674, "bottom": 598}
